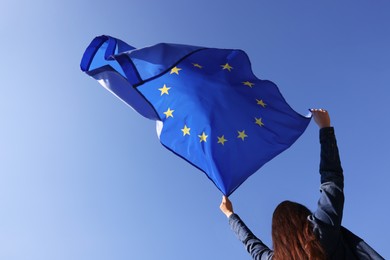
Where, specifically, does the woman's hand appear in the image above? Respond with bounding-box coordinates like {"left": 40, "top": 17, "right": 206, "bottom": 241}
{"left": 311, "top": 109, "right": 331, "bottom": 129}
{"left": 220, "top": 196, "right": 234, "bottom": 218}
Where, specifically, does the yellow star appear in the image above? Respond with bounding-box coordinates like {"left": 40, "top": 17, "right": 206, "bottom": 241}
{"left": 163, "top": 108, "right": 174, "bottom": 118}
{"left": 221, "top": 63, "right": 233, "bottom": 72}
{"left": 256, "top": 99, "right": 267, "bottom": 108}
{"left": 192, "top": 63, "right": 203, "bottom": 69}
{"left": 158, "top": 84, "right": 171, "bottom": 95}
{"left": 170, "top": 66, "right": 182, "bottom": 75}
{"left": 243, "top": 81, "right": 255, "bottom": 88}
{"left": 255, "top": 117, "right": 264, "bottom": 127}
{"left": 237, "top": 130, "right": 248, "bottom": 141}
{"left": 217, "top": 135, "right": 228, "bottom": 145}
{"left": 198, "top": 132, "right": 208, "bottom": 142}
{"left": 181, "top": 125, "right": 191, "bottom": 136}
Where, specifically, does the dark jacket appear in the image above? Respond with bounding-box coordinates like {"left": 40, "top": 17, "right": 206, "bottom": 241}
{"left": 228, "top": 127, "right": 383, "bottom": 259}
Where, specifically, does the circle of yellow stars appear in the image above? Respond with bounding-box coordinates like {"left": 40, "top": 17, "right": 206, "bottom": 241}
{"left": 159, "top": 61, "right": 268, "bottom": 145}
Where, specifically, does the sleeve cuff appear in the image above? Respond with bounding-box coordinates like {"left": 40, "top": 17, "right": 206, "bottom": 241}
{"left": 320, "top": 127, "right": 336, "bottom": 143}
{"left": 228, "top": 213, "right": 240, "bottom": 223}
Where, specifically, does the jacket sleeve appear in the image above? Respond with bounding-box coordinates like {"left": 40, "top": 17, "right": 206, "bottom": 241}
{"left": 313, "top": 127, "right": 344, "bottom": 227}
{"left": 229, "top": 213, "right": 273, "bottom": 260}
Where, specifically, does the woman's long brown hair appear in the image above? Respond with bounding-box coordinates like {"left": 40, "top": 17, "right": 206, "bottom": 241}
{"left": 272, "top": 201, "right": 327, "bottom": 260}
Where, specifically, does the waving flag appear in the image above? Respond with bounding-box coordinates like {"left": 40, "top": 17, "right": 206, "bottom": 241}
{"left": 80, "top": 35, "right": 311, "bottom": 196}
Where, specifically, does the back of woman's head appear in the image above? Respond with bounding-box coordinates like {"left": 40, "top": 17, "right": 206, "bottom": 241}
{"left": 272, "top": 201, "right": 326, "bottom": 260}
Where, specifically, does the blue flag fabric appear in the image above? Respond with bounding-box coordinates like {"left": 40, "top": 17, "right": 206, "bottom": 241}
{"left": 81, "top": 35, "right": 311, "bottom": 196}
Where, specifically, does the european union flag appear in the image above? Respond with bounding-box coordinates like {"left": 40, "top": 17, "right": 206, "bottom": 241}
{"left": 81, "top": 35, "right": 311, "bottom": 196}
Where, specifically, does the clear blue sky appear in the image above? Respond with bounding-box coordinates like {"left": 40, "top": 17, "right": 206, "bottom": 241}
{"left": 1, "top": 0, "right": 389, "bottom": 259}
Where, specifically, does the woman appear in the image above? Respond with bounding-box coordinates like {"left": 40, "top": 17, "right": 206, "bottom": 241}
{"left": 220, "top": 109, "right": 383, "bottom": 260}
